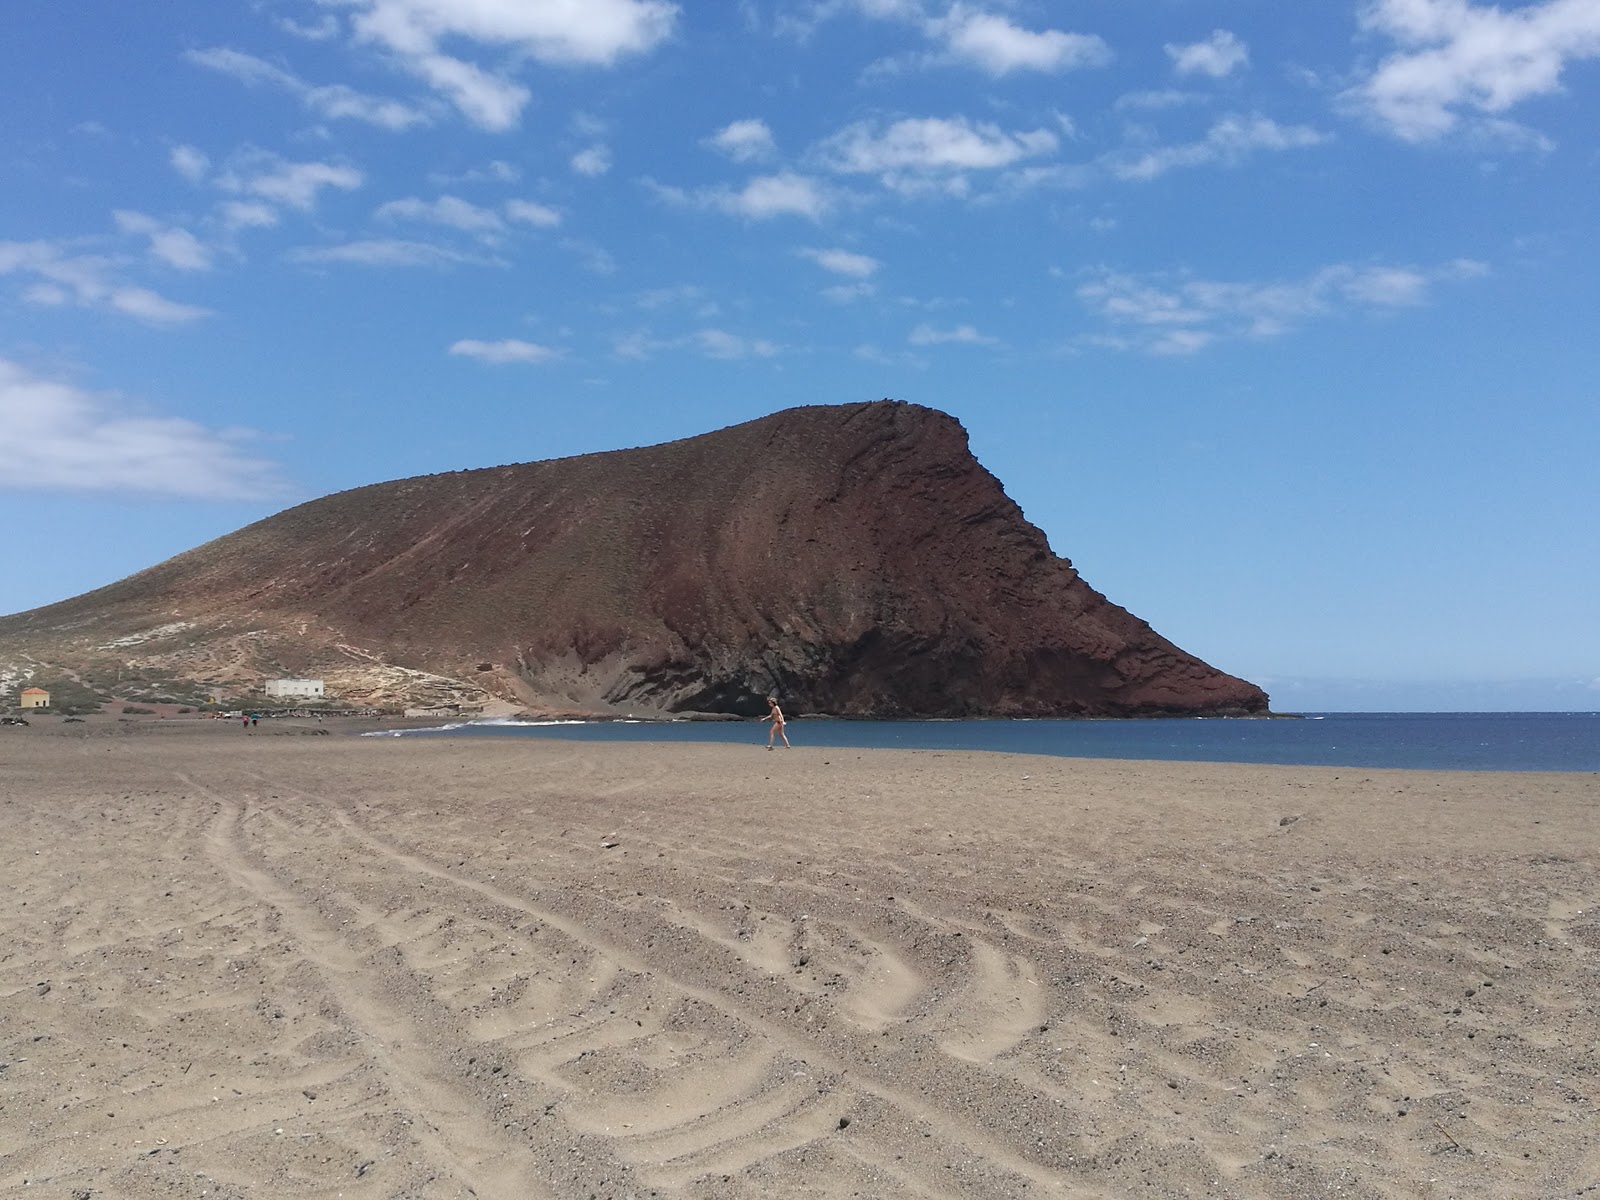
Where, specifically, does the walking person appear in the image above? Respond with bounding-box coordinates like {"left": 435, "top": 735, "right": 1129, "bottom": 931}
{"left": 763, "top": 696, "right": 790, "bottom": 750}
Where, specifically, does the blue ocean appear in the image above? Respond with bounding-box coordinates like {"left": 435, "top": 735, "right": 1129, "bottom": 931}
{"left": 378, "top": 711, "right": 1600, "bottom": 773}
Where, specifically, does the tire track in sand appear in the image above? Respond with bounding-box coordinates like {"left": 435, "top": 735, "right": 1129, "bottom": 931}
{"left": 188, "top": 778, "right": 551, "bottom": 1200}
{"left": 243, "top": 771, "right": 1076, "bottom": 1197}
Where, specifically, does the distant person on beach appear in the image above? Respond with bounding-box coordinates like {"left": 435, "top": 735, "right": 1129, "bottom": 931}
{"left": 763, "top": 696, "right": 790, "bottom": 750}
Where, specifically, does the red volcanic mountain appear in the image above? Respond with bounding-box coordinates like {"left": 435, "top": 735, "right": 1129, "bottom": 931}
{"left": 0, "top": 401, "right": 1268, "bottom": 717}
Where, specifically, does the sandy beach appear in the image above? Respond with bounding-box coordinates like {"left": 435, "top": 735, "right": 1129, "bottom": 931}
{"left": 1, "top": 720, "right": 1595, "bottom": 1199}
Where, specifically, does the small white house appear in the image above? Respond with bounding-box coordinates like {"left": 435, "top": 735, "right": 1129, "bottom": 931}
{"left": 264, "top": 679, "right": 325, "bottom": 699}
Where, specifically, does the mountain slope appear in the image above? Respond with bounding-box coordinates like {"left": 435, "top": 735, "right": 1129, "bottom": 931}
{"left": 0, "top": 401, "right": 1268, "bottom": 717}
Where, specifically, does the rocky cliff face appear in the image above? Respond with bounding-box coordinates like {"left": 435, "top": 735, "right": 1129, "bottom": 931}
{"left": 0, "top": 401, "right": 1268, "bottom": 717}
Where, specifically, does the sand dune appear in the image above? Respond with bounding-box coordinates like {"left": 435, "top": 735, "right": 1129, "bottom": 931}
{"left": 2, "top": 724, "right": 1595, "bottom": 1198}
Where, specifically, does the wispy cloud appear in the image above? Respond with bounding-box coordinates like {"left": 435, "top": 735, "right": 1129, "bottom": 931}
{"left": 823, "top": 282, "right": 875, "bottom": 303}
{"left": 1166, "top": 30, "right": 1248, "bottom": 78}
{"left": 801, "top": 1, "right": 1107, "bottom": 78}
{"left": 428, "top": 159, "right": 520, "bottom": 186}
{"left": 334, "top": 0, "right": 678, "bottom": 130}
{"left": 170, "top": 144, "right": 211, "bottom": 183}
{"left": 652, "top": 172, "right": 833, "bottom": 220}
{"left": 706, "top": 118, "right": 777, "bottom": 162}
{"left": 694, "top": 328, "right": 780, "bottom": 358}
{"left": 112, "top": 211, "right": 213, "bottom": 272}
{"left": 369, "top": 194, "right": 563, "bottom": 241}
{"left": 377, "top": 194, "right": 506, "bottom": 238}
{"left": 1350, "top": 0, "right": 1600, "bottom": 141}
{"left": 0, "top": 357, "right": 286, "bottom": 499}
{"left": 633, "top": 284, "right": 719, "bottom": 316}
{"left": 448, "top": 338, "right": 557, "bottom": 364}
{"left": 798, "top": 246, "right": 881, "bottom": 277}
{"left": 0, "top": 240, "right": 209, "bottom": 324}
{"left": 1075, "top": 258, "right": 1489, "bottom": 353}
{"left": 1103, "top": 114, "right": 1326, "bottom": 181}
{"left": 1115, "top": 89, "right": 1203, "bottom": 112}
{"left": 219, "top": 201, "right": 279, "bottom": 230}
{"left": 289, "top": 239, "right": 488, "bottom": 267}
{"left": 277, "top": 13, "right": 340, "bottom": 41}
{"left": 570, "top": 144, "right": 613, "bottom": 176}
{"left": 928, "top": 6, "right": 1110, "bottom": 76}
{"left": 908, "top": 322, "right": 997, "bottom": 346}
{"left": 813, "top": 116, "right": 1058, "bottom": 183}
{"left": 506, "top": 199, "right": 562, "bottom": 228}
{"left": 186, "top": 46, "right": 428, "bottom": 130}
{"left": 613, "top": 326, "right": 780, "bottom": 360}
{"left": 217, "top": 152, "right": 363, "bottom": 211}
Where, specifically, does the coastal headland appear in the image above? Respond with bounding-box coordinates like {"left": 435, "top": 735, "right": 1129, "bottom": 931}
{"left": 0, "top": 401, "right": 1266, "bottom": 720}
{"left": 2, "top": 723, "right": 1594, "bottom": 1198}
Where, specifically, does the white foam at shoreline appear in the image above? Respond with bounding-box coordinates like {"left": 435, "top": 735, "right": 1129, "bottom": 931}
{"left": 363, "top": 716, "right": 627, "bottom": 737}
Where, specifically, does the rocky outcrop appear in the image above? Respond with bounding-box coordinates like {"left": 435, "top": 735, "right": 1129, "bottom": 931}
{"left": 0, "top": 401, "right": 1268, "bottom": 717}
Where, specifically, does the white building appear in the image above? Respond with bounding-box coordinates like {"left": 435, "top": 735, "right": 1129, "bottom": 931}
{"left": 264, "top": 679, "right": 325, "bottom": 699}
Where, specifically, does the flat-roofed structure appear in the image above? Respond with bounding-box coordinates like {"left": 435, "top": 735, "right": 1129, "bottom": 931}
{"left": 264, "top": 679, "right": 325, "bottom": 699}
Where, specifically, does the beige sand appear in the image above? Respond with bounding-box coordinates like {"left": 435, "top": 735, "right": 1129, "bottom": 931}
{"left": 1, "top": 721, "right": 1595, "bottom": 1199}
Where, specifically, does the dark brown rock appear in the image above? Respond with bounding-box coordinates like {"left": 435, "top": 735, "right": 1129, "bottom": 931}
{"left": 0, "top": 401, "right": 1268, "bottom": 717}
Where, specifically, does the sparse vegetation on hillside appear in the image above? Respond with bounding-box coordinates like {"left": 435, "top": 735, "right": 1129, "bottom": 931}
{"left": 18, "top": 677, "right": 109, "bottom": 716}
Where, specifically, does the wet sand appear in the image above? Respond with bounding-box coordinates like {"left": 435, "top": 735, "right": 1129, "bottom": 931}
{"left": 1, "top": 724, "right": 1595, "bottom": 1198}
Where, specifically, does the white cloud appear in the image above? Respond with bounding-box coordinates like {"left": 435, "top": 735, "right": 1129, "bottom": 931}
{"left": 337, "top": 0, "right": 678, "bottom": 129}
{"left": 448, "top": 338, "right": 556, "bottom": 364}
{"left": 930, "top": 6, "right": 1110, "bottom": 75}
{"left": 560, "top": 237, "right": 617, "bottom": 273}
{"left": 634, "top": 284, "right": 719, "bottom": 315}
{"left": 654, "top": 172, "right": 831, "bottom": 220}
{"left": 406, "top": 54, "right": 529, "bottom": 131}
{"left": 0, "top": 241, "right": 209, "bottom": 325}
{"left": 218, "top": 153, "right": 363, "bottom": 211}
{"left": 289, "top": 239, "right": 484, "bottom": 267}
{"left": 612, "top": 326, "right": 779, "bottom": 359}
{"left": 113, "top": 211, "right": 213, "bottom": 272}
{"left": 170, "top": 144, "right": 211, "bottom": 183}
{"left": 694, "top": 328, "right": 779, "bottom": 358}
{"left": 1166, "top": 30, "right": 1249, "bottom": 78}
{"left": 798, "top": 246, "right": 880, "bottom": 277}
{"left": 908, "top": 322, "right": 996, "bottom": 346}
{"left": 1115, "top": 89, "right": 1202, "bottom": 111}
{"left": 823, "top": 282, "right": 875, "bottom": 303}
{"left": 186, "top": 47, "right": 428, "bottom": 130}
{"left": 612, "top": 330, "right": 665, "bottom": 360}
{"left": 506, "top": 199, "right": 562, "bottom": 228}
{"left": 377, "top": 194, "right": 505, "bottom": 237}
{"left": 429, "top": 159, "right": 520, "bottom": 185}
{"left": 220, "top": 201, "right": 279, "bottom": 229}
{"left": 707, "top": 118, "right": 777, "bottom": 161}
{"left": 0, "top": 358, "right": 285, "bottom": 499}
{"left": 1075, "top": 258, "right": 1489, "bottom": 352}
{"left": 279, "top": 13, "right": 341, "bottom": 41}
{"left": 1352, "top": 0, "right": 1600, "bottom": 141}
{"left": 726, "top": 173, "right": 831, "bottom": 218}
{"left": 814, "top": 116, "right": 1058, "bottom": 177}
{"left": 1104, "top": 114, "right": 1326, "bottom": 181}
{"left": 571, "top": 144, "right": 613, "bottom": 176}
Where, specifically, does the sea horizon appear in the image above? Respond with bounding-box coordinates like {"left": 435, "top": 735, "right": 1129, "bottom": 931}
{"left": 372, "top": 710, "right": 1600, "bottom": 773}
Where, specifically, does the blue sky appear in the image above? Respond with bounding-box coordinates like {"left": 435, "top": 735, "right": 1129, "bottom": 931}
{"left": 2, "top": 0, "right": 1597, "bottom": 711}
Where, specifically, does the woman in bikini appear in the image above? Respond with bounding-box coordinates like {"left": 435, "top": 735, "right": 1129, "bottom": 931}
{"left": 763, "top": 696, "right": 790, "bottom": 750}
